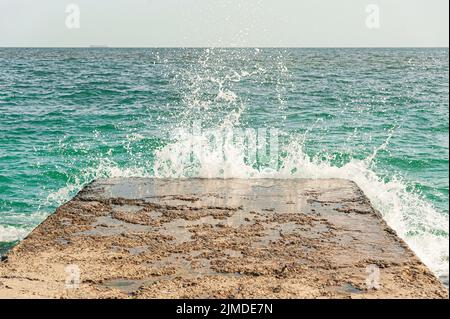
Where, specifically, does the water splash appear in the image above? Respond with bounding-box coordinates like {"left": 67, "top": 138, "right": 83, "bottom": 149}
{"left": 0, "top": 225, "right": 29, "bottom": 242}
{"left": 150, "top": 48, "right": 449, "bottom": 280}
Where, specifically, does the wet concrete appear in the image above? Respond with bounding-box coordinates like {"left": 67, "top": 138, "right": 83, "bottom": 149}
{"left": 0, "top": 178, "right": 447, "bottom": 298}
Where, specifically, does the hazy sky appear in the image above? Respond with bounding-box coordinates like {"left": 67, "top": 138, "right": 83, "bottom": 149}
{"left": 0, "top": 0, "right": 448, "bottom": 47}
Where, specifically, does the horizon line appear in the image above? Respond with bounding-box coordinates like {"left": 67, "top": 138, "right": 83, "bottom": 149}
{"left": 0, "top": 46, "right": 449, "bottom": 49}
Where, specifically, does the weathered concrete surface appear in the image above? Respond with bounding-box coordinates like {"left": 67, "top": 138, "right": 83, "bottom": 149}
{"left": 0, "top": 178, "right": 447, "bottom": 299}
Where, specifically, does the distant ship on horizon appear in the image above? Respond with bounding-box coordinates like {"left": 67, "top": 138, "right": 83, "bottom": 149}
{"left": 89, "top": 45, "right": 108, "bottom": 48}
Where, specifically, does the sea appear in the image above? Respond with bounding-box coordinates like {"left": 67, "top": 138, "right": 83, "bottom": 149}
{"left": 0, "top": 48, "right": 448, "bottom": 284}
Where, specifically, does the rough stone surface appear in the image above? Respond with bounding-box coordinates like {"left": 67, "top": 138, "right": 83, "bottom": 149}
{"left": 0, "top": 178, "right": 447, "bottom": 298}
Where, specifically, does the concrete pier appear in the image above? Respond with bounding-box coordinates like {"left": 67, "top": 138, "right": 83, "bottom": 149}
{"left": 0, "top": 178, "right": 447, "bottom": 298}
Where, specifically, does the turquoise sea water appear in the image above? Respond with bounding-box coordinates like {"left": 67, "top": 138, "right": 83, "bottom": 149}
{"left": 0, "top": 48, "right": 448, "bottom": 283}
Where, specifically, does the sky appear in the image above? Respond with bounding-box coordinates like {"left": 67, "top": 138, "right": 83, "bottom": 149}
{"left": 0, "top": 0, "right": 448, "bottom": 47}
